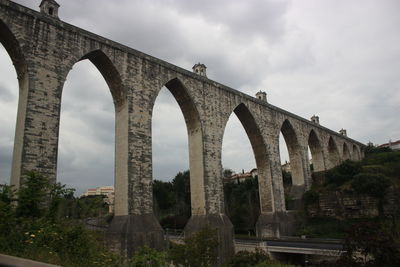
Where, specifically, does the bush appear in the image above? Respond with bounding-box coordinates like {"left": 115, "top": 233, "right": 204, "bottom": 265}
{"left": 169, "top": 226, "right": 218, "bottom": 267}
{"left": 351, "top": 173, "right": 391, "bottom": 199}
{"left": 0, "top": 172, "right": 122, "bottom": 267}
{"left": 339, "top": 221, "right": 400, "bottom": 266}
{"left": 225, "top": 249, "right": 269, "bottom": 267}
{"left": 325, "top": 160, "right": 361, "bottom": 187}
{"left": 130, "top": 246, "right": 168, "bottom": 267}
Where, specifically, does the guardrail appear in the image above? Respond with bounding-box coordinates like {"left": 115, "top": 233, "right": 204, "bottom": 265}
{"left": 0, "top": 254, "right": 60, "bottom": 267}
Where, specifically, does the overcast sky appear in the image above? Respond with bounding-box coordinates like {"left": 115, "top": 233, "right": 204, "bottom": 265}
{"left": 1, "top": 0, "right": 399, "bottom": 194}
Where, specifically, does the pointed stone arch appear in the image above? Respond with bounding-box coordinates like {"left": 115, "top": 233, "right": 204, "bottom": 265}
{"left": 78, "top": 50, "right": 127, "bottom": 110}
{"left": 151, "top": 77, "right": 205, "bottom": 216}
{"left": 343, "top": 142, "right": 351, "bottom": 161}
{"left": 280, "top": 119, "right": 305, "bottom": 188}
{"left": 0, "top": 19, "right": 29, "bottom": 189}
{"left": 308, "top": 129, "right": 325, "bottom": 172}
{"left": 352, "top": 144, "right": 361, "bottom": 161}
{"left": 327, "top": 136, "right": 340, "bottom": 168}
{"left": 0, "top": 19, "right": 27, "bottom": 80}
{"left": 229, "top": 103, "right": 273, "bottom": 213}
{"left": 61, "top": 49, "right": 128, "bottom": 216}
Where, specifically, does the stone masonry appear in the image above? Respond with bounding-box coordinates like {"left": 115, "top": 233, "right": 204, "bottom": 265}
{"left": 0, "top": 0, "right": 365, "bottom": 263}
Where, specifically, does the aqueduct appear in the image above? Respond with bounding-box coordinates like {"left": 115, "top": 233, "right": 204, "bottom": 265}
{"left": 0, "top": 0, "right": 365, "bottom": 262}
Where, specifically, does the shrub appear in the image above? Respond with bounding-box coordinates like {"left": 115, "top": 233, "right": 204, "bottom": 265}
{"left": 169, "top": 226, "right": 218, "bottom": 267}
{"left": 130, "top": 246, "right": 168, "bottom": 267}
{"left": 351, "top": 173, "right": 391, "bottom": 199}
{"left": 339, "top": 221, "right": 400, "bottom": 266}
{"left": 225, "top": 249, "right": 269, "bottom": 267}
{"left": 325, "top": 160, "right": 361, "bottom": 187}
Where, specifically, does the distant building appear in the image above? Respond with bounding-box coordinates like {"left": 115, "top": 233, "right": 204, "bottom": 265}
{"left": 223, "top": 168, "right": 258, "bottom": 184}
{"left": 378, "top": 140, "right": 400, "bottom": 151}
{"left": 281, "top": 161, "right": 291, "bottom": 172}
{"left": 81, "top": 186, "right": 114, "bottom": 213}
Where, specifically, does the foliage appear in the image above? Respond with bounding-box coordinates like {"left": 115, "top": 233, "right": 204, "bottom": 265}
{"left": 225, "top": 249, "right": 299, "bottom": 267}
{"left": 295, "top": 217, "right": 350, "bottom": 239}
{"left": 325, "top": 160, "right": 362, "bottom": 187}
{"left": 225, "top": 249, "right": 270, "bottom": 267}
{"left": 351, "top": 173, "right": 391, "bottom": 199}
{"left": 224, "top": 177, "right": 260, "bottom": 234}
{"left": 169, "top": 226, "right": 219, "bottom": 267}
{"left": 338, "top": 220, "right": 400, "bottom": 266}
{"left": 282, "top": 170, "right": 292, "bottom": 186}
{"left": 129, "top": 246, "right": 168, "bottom": 267}
{"left": 303, "top": 190, "right": 319, "bottom": 215}
{"left": 153, "top": 170, "right": 191, "bottom": 228}
{"left": 0, "top": 172, "right": 122, "bottom": 267}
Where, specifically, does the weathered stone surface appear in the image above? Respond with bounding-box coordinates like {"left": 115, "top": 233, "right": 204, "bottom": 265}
{"left": 106, "top": 214, "right": 165, "bottom": 257}
{"left": 184, "top": 214, "right": 234, "bottom": 266}
{"left": 256, "top": 211, "right": 298, "bottom": 238}
{"left": 0, "top": 0, "right": 366, "bottom": 259}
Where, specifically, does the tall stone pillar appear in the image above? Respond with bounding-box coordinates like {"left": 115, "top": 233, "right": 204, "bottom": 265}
{"left": 10, "top": 58, "right": 67, "bottom": 189}
{"left": 107, "top": 76, "right": 165, "bottom": 257}
{"left": 184, "top": 92, "right": 234, "bottom": 265}
{"left": 256, "top": 134, "right": 296, "bottom": 238}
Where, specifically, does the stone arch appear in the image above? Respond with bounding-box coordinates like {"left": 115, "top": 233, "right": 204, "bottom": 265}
{"left": 343, "top": 142, "right": 351, "bottom": 161}
{"left": 0, "top": 19, "right": 29, "bottom": 189}
{"left": 60, "top": 49, "right": 128, "bottom": 216}
{"left": 151, "top": 77, "right": 205, "bottom": 216}
{"left": 352, "top": 144, "right": 361, "bottom": 161}
{"left": 0, "top": 19, "right": 27, "bottom": 80}
{"left": 308, "top": 129, "right": 325, "bottom": 172}
{"left": 78, "top": 50, "right": 126, "bottom": 110}
{"left": 279, "top": 119, "right": 305, "bottom": 188}
{"left": 229, "top": 103, "right": 273, "bottom": 213}
{"left": 327, "top": 136, "right": 340, "bottom": 168}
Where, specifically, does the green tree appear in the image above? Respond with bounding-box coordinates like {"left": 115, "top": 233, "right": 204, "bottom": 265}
{"left": 16, "top": 172, "right": 50, "bottom": 218}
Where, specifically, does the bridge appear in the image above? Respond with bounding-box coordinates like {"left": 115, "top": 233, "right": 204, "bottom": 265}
{"left": 0, "top": 0, "right": 365, "bottom": 263}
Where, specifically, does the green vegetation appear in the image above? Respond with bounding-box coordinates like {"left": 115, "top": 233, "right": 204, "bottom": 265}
{"left": 169, "top": 226, "right": 219, "bottom": 267}
{"left": 338, "top": 220, "right": 400, "bottom": 267}
{"left": 297, "top": 148, "right": 400, "bottom": 265}
{"left": 0, "top": 172, "right": 121, "bottom": 267}
{"left": 225, "top": 249, "right": 298, "bottom": 267}
{"left": 224, "top": 176, "right": 260, "bottom": 235}
{"left": 153, "top": 170, "right": 191, "bottom": 229}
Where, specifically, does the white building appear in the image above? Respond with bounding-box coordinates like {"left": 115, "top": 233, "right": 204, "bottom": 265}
{"left": 81, "top": 186, "right": 114, "bottom": 213}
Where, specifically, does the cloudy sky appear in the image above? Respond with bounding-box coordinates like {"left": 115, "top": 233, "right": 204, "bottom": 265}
{"left": 1, "top": 0, "right": 399, "bottom": 194}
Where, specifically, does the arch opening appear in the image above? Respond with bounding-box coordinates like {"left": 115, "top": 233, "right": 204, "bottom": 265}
{"left": 0, "top": 44, "right": 18, "bottom": 185}
{"left": 352, "top": 144, "right": 360, "bottom": 161}
{"left": 327, "top": 137, "right": 340, "bottom": 169}
{"left": 308, "top": 130, "right": 325, "bottom": 172}
{"left": 57, "top": 50, "right": 126, "bottom": 217}
{"left": 343, "top": 143, "right": 351, "bottom": 161}
{"left": 222, "top": 103, "right": 271, "bottom": 235}
{"left": 151, "top": 78, "right": 203, "bottom": 231}
{"left": 152, "top": 86, "right": 191, "bottom": 230}
{"left": 0, "top": 20, "right": 28, "bottom": 189}
{"left": 279, "top": 120, "right": 305, "bottom": 209}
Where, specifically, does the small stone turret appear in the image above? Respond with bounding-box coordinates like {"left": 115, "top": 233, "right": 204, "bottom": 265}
{"left": 255, "top": 91, "right": 267, "bottom": 102}
{"left": 311, "top": 115, "right": 319, "bottom": 124}
{"left": 339, "top": 129, "right": 347, "bottom": 136}
{"left": 39, "top": 0, "right": 60, "bottom": 19}
{"left": 192, "top": 63, "right": 207, "bottom": 77}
